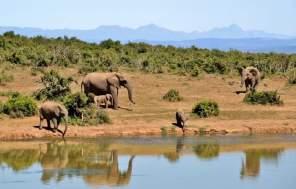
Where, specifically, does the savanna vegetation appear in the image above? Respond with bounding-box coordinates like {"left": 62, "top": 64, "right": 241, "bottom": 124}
{"left": 1, "top": 31, "right": 296, "bottom": 77}
{"left": 1, "top": 31, "right": 296, "bottom": 135}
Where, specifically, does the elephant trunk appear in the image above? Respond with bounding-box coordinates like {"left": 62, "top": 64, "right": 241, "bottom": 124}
{"left": 63, "top": 116, "right": 68, "bottom": 138}
{"left": 125, "top": 83, "right": 135, "bottom": 104}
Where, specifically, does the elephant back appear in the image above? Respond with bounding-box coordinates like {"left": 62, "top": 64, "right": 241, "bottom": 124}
{"left": 82, "top": 73, "right": 115, "bottom": 95}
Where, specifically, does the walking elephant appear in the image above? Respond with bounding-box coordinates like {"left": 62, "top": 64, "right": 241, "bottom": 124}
{"left": 239, "top": 66, "right": 263, "bottom": 92}
{"left": 81, "top": 73, "right": 135, "bottom": 109}
{"left": 39, "top": 101, "right": 68, "bottom": 137}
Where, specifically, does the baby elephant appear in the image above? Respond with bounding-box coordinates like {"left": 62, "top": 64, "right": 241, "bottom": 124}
{"left": 39, "top": 101, "right": 68, "bottom": 137}
{"left": 94, "top": 94, "right": 113, "bottom": 108}
{"left": 175, "top": 111, "right": 188, "bottom": 133}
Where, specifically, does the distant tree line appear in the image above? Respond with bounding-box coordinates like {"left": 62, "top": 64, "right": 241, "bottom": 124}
{"left": 1, "top": 31, "right": 296, "bottom": 77}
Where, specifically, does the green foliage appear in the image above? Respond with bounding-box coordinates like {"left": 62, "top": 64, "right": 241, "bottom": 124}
{"left": 192, "top": 100, "right": 219, "bottom": 118}
{"left": 0, "top": 70, "right": 14, "bottom": 85}
{"left": 1, "top": 33, "right": 296, "bottom": 78}
{"left": 69, "top": 106, "right": 111, "bottom": 126}
{"left": 243, "top": 91, "right": 283, "bottom": 105}
{"left": 33, "top": 70, "right": 73, "bottom": 100}
{"left": 162, "top": 89, "right": 183, "bottom": 102}
{"left": 63, "top": 92, "right": 88, "bottom": 117}
{"left": 287, "top": 68, "right": 296, "bottom": 84}
{"left": 1, "top": 94, "right": 37, "bottom": 118}
{"left": 0, "top": 149, "right": 40, "bottom": 171}
{"left": 193, "top": 143, "right": 220, "bottom": 159}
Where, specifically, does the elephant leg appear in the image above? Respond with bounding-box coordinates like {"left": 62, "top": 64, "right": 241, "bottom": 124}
{"left": 39, "top": 117, "right": 43, "bottom": 130}
{"left": 52, "top": 118, "right": 59, "bottom": 133}
{"left": 110, "top": 87, "right": 119, "bottom": 109}
{"left": 105, "top": 100, "right": 108, "bottom": 109}
{"left": 46, "top": 119, "right": 51, "bottom": 130}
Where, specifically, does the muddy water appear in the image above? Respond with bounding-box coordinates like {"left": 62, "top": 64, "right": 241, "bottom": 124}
{"left": 0, "top": 136, "right": 296, "bottom": 189}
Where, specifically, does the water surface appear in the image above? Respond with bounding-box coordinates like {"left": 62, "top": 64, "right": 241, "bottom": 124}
{"left": 0, "top": 136, "right": 296, "bottom": 189}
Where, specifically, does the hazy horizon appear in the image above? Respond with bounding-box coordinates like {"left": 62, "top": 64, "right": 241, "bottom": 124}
{"left": 1, "top": 0, "right": 295, "bottom": 35}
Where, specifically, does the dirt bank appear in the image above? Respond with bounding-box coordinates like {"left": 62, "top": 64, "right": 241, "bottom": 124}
{"left": 1, "top": 116, "right": 296, "bottom": 140}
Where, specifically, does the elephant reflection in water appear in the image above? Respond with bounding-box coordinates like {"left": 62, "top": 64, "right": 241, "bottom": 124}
{"left": 39, "top": 143, "right": 135, "bottom": 187}
{"left": 83, "top": 151, "right": 135, "bottom": 186}
{"left": 40, "top": 143, "right": 69, "bottom": 183}
{"left": 240, "top": 148, "right": 283, "bottom": 178}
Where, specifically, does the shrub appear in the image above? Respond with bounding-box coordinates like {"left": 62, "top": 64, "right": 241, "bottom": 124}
{"left": 192, "top": 100, "right": 219, "bottom": 118}
{"left": 287, "top": 68, "right": 296, "bottom": 84}
{"left": 33, "top": 70, "right": 73, "bottom": 100}
{"left": 69, "top": 106, "right": 111, "bottom": 126}
{"left": 243, "top": 91, "right": 283, "bottom": 105}
{"left": 162, "top": 89, "right": 183, "bottom": 102}
{"left": 2, "top": 94, "right": 37, "bottom": 118}
{"left": 63, "top": 92, "right": 88, "bottom": 117}
{"left": 193, "top": 143, "right": 220, "bottom": 159}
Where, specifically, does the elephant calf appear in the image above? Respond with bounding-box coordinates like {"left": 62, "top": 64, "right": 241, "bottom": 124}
{"left": 39, "top": 101, "right": 68, "bottom": 137}
{"left": 175, "top": 111, "right": 187, "bottom": 133}
{"left": 94, "top": 94, "right": 113, "bottom": 109}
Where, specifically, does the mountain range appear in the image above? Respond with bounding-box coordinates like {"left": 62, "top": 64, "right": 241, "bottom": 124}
{"left": 1, "top": 24, "right": 296, "bottom": 53}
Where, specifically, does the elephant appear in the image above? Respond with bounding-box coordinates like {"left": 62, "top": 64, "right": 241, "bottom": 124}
{"left": 81, "top": 73, "right": 135, "bottom": 109}
{"left": 175, "top": 111, "right": 187, "bottom": 133}
{"left": 239, "top": 66, "right": 263, "bottom": 92}
{"left": 39, "top": 101, "right": 68, "bottom": 137}
{"left": 94, "top": 94, "right": 113, "bottom": 109}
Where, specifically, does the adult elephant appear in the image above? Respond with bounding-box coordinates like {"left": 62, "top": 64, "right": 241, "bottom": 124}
{"left": 81, "top": 73, "right": 135, "bottom": 109}
{"left": 39, "top": 101, "right": 68, "bottom": 137}
{"left": 239, "top": 66, "right": 263, "bottom": 92}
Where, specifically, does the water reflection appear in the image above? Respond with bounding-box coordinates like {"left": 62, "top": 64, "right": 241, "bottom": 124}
{"left": 193, "top": 143, "right": 220, "bottom": 160}
{"left": 163, "top": 137, "right": 185, "bottom": 163}
{"left": 0, "top": 142, "right": 135, "bottom": 187}
{"left": 0, "top": 137, "right": 295, "bottom": 188}
{"left": 240, "top": 148, "right": 283, "bottom": 178}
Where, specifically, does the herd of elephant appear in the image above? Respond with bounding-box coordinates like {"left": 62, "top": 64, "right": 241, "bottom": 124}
{"left": 38, "top": 66, "right": 262, "bottom": 137}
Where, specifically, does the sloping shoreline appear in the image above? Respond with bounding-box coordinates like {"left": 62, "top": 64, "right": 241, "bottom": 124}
{"left": 1, "top": 117, "right": 296, "bottom": 140}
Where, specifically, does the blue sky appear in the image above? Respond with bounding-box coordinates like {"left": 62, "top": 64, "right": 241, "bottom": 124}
{"left": 1, "top": 0, "right": 296, "bottom": 35}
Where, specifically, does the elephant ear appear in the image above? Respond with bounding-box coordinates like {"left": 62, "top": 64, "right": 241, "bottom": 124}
{"left": 249, "top": 68, "right": 258, "bottom": 77}
{"left": 107, "top": 75, "right": 120, "bottom": 88}
{"left": 57, "top": 105, "right": 68, "bottom": 116}
{"left": 115, "top": 73, "right": 128, "bottom": 85}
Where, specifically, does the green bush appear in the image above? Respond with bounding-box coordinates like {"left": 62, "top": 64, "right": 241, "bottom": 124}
{"left": 162, "top": 89, "right": 183, "bottom": 102}
{"left": 2, "top": 94, "right": 37, "bottom": 118}
{"left": 243, "top": 91, "right": 283, "bottom": 105}
{"left": 63, "top": 92, "right": 88, "bottom": 117}
{"left": 287, "top": 68, "right": 296, "bottom": 84}
{"left": 69, "top": 106, "right": 111, "bottom": 126}
{"left": 192, "top": 100, "right": 219, "bottom": 118}
{"left": 33, "top": 70, "right": 73, "bottom": 100}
